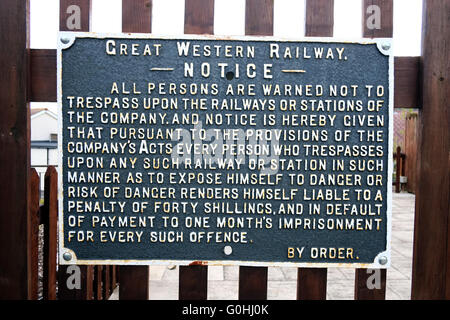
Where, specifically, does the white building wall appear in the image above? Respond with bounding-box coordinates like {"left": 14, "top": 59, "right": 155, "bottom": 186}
{"left": 48, "top": 149, "right": 58, "bottom": 165}
{"left": 31, "top": 111, "right": 59, "bottom": 194}
{"left": 31, "top": 148, "right": 48, "bottom": 166}
{"left": 31, "top": 112, "right": 57, "bottom": 141}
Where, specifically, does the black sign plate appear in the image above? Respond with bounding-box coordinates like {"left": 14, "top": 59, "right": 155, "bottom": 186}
{"left": 58, "top": 34, "right": 393, "bottom": 267}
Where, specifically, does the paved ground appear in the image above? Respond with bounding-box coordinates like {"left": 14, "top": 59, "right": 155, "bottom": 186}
{"left": 110, "top": 192, "right": 415, "bottom": 300}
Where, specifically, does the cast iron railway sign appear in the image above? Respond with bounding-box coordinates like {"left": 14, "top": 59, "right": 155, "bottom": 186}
{"left": 58, "top": 33, "right": 393, "bottom": 268}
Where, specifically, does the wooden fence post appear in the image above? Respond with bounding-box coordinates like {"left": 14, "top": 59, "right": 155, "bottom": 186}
{"left": 103, "top": 265, "right": 111, "bottom": 298}
{"left": 354, "top": 268, "right": 386, "bottom": 300}
{"left": 411, "top": 0, "right": 450, "bottom": 299}
{"left": 395, "top": 146, "right": 401, "bottom": 193}
{"left": 236, "top": 0, "right": 274, "bottom": 301}
{"left": 0, "top": 0, "right": 30, "bottom": 300}
{"left": 405, "top": 113, "right": 418, "bottom": 193}
{"left": 177, "top": 0, "right": 215, "bottom": 301}
{"left": 353, "top": 0, "right": 392, "bottom": 300}
{"left": 58, "top": 266, "right": 94, "bottom": 300}
{"left": 362, "top": 0, "right": 393, "bottom": 38}
{"left": 295, "top": 0, "right": 334, "bottom": 300}
{"left": 28, "top": 169, "right": 40, "bottom": 300}
{"left": 94, "top": 265, "right": 103, "bottom": 300}
{"left": 42, "top": 166, "right": 58, "bottom": 300}
{"left": 119, "top": 266, "right": 149, "bottom": 300}
{"left": 60, "top": 0, "right": 91, "bottom": 31}
{"left": 118, "top": 0, "right": 152, "bottom": 300}
{"left": 57, "top": 0, "right": 95, "bottom": 301}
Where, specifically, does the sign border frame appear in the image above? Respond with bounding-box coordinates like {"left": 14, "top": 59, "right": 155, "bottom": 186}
{"left": 57, "top": 32, "right": 393, "bottom": 269}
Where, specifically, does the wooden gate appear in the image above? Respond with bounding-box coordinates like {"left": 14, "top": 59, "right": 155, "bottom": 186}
{"left": 0, "top": 0, "right": 448, "bottom": 300}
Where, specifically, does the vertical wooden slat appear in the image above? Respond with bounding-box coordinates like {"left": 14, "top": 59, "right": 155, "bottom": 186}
{"left": 184, "top": 0, "right": 214, "bottom": 35}
{"left": 412, "top": 0, "right": 450, "bottom": 299}
{"left": 122, "top": 0, "right": 152, "bottom": 33}
{"left": 42, "top": 166, "right": 58, "bottom": 300}
{"left": 179, "top": 265, "right": 208, "bottom": 300}
{"left": 238, "top": 267, "right": 268, "bottom": 300}
{"left": 354, "top": 0, "right": 392, "bottom": 300}
{"left": 177, "top": 0, "right": 214, "bottom": 301}
{"left": 117, "top": 0, "right": 153, "bottom": 300}
{"left": 404, "top": 113, "right": 418, "bottom": 193}
{"left": 60, "top": 0, "right": 91, "bottom": 31}
{"left": 362, "top": 0, "right": 393, "bottom": 38}
{"left": 119, "top": 266, "right": 149, "bottom": 300}
{"left": 394, "top": 57, "right": 420, "bottom": 108}
{"left": 355, "top": 269, "right": 386, "bottom": 300}
{"left": 395, "top": 146, "right": 401, "bottom": 193}
{"left": 297, "top": 268, "right": 327, "bottom": 300}
{"left": 57, "top": 265, "right": 94, "bottom": 300}
{"left": 237, "top": 0, "right": 274, "bottom": 300}
{"left": 295, "top": 0, "right": 333, "bottom": 300}
{"left": 57, "top": 0, "right": 93, "bottom": 301}
{"left": 94, "top": 265, "right": 103, "bottom": 300}
{"left": 111, "top": 265, "right": 117, "bottom": 291}
{"left": 28, "top": 169, "right": 40, "bottom": 300}
{"left": 85, "top": 266, "right": 94, "bottom": 300}
{"left": 29, "top": 49, "right": 56, "bottom": 103}
{"left": 245, "top": 0, "right": 273, "bottom": 36}
{"left": 103, "top": 265, "right": 111, "bottom": 299}
{"left": 0, "top": 0, "right": 30, "bottom": 300}
{"left": 305, "top": 0, "right": 334, "bottom": 37}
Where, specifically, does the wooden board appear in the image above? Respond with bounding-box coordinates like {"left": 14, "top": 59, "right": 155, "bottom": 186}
{"left": 42, "top": 166, "right": 58, "bottom": 300}
{"left": 354, "top": 0, "right": 393, "bottom": 301}
{"left": 245, "top": 0, "right": 273, "bottom": 36}
{"left": 184, "top": 0, "right": 214, "bottom": 35}
{"left": 239, "top": 266, "right": 268, "bottom": 300}
{"left": 58, "top": 265, "right": 94, "bottom": 300}
{"left": 60, "top": 0, "right": 91, "bottom": 32}
{"left": 237, "top": 0, "right": 274, "bottom": 300}
{"left": 28, "top": 169, "right": 40, "bottom": 299}
{"left": 179, "top": 265, "right": 208, "bottom": 300}
{"left": 178, "top": 0, "right": 214, "bottom": 300}
{"left": 122, "top": 0, "right": 152, "bottom": 33}
{"left": 305, "top": 0, "right": 334, "bottom": 37}
{"left": 30, "top": 49, "right": 57, "bottom": 102}
{"left": 405, "top": 113, "right": 418, "bottom": 193}
{"left": 412, "top": 0, "right": 450, "bottom": 299}
{"left": 296, "top": 0, "right": 334, "bottom": 300}
{"left": 297, "top": 268, "right": 327, "bottom": 300}
{"left": 394, "top": 57, "right": 420, "bottom": 108}
{"left": 0, "top": 0, "right": 30, "bottom": 300}
{"left": 117, "top": 0, "right": 152, "bottom": 300}
{"left": 119, "top": 266, "right": 149, "bottom": 300}
{"left": 354, "top": 269, "right": 387, "bottom": 300}
{"left": 362, "top": 0, "right": 393, "bottom": 38}
{"left": 57, "top": 0, "right": 95, "bottom": 301}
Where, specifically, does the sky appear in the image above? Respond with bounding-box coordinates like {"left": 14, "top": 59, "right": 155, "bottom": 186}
{"left": 29, "top": 0, "right": 423, "bottom": 112}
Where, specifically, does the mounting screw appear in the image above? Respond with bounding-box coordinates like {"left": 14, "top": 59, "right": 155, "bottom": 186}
{"left": 63, "top": 252, "right": 72, "bottom": 261}
{"left": 378, "top": 256, "right": 388, "bottom": 265}
{"left": 60, "top": 38, "right": 70, "bottom": 44}
{"left": 381, "top": 43, "right": 391, "bottom": 51}
{"left": 224, "top": 246, "right": 232, "bottom": 256}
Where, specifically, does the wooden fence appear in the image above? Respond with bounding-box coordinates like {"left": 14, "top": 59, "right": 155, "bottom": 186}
{"left": 29, "top": 167, "right": 117, "bottom": 300}
{"left": 1, "top": 0, "right": 449, "bottom": 300}
{"left": 404, "top": 113, "right": 418, "bottom": 194}
{"left": 393, "top": 146, "right": 406, "bottom": 193}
